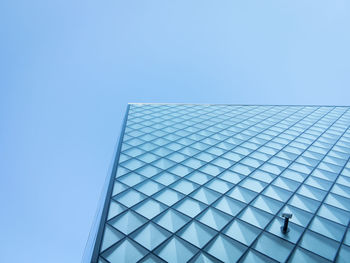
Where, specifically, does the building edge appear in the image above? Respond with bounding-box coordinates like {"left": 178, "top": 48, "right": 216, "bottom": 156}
{"left": 82, "top": 105, "right": 130, "bottom": 263}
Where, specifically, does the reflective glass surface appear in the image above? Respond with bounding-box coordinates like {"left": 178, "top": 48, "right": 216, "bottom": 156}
{"left": 93, "top": 104, "right": 350, "bottom": 262}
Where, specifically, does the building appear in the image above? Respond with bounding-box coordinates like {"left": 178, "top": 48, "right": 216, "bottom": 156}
{"left": 87, "top": 104, "right": 350, "bottom": 262}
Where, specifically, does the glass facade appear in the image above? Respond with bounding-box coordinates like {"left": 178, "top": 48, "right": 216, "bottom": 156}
{"left": 90, "top": 104, "right": 350, "bottom": 263}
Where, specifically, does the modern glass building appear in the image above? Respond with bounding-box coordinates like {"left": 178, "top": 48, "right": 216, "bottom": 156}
{"left": 88, "top": 104, "right": 350, "bottom": 263}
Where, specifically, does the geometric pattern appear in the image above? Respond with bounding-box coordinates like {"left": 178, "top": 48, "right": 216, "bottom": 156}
{"left": 92, "top": 104, "right": 350, "bottom": 262}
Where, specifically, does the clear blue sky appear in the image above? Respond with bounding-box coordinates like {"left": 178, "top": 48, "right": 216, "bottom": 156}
{"left": 1, "top": 0, "right": 349, "bottom": 262}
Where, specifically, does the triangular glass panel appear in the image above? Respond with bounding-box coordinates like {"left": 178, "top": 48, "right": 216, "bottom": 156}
{"left": 120, "top": 158, "right": 145, "bottom": 171}
{"left": 199, "top": 164, "right": 224, "bottom": 177}
{"left": 154, "top": 188, "right": 184, "bottom": 206}
{"left": 331, "top": 184, "right": 350, "bottom": 198}
{"left": 223, "top": 219, "right": 260, "bottom": 246}
{"left": 337, "top": 175, "right": 350, "bottom": 188}
{"left": 280, "top": 168, "right": 307, "bottom": 183}
{"left": 112, "top": 181, "right": 128, "bottom": 196}
{"left": 123, "top": 147, "right": 145, "bottom": 157}
{"left": 241, "top": 157, "right": 263, "bottom": 168}
{"left": 227, "top": 186, "right": 257, "bottom": 203}
{"left": 107, "top": 200, "right": 127, "bottom": 220}
{"left": 133, "top": 199, "right": 166, "bottom": 220}
{"left": 297, "top": 184, "right": 327, "bottom": 201}
{"left": 137, "top": 152, "right": 159, "bottom": 163}
{"left": 135, "top": 180, "right": 163, "bottom": 196}
{"left": 189, "top": 252, "right": 222, "bottom": 263}
{"left": 253, "top": 232, "right": 293, "bottom": 262}
{"left": 171, "top": 179, "right": 199, "bottom": 195}
{"left": 317, "top": 203, "right": 350, "bottom": 226}
{"left": 299, "top": 230, "right": 339, "bottom": 261}
{"left": 152, "top": 172, "right": 179, "bottom": 186}
{"left": 115, "top": 166, "right": 130, "bottom": 178}
{"left": 152, "top": 158, "right": 176, "bottom": 170}
{"left": 136, "top": 165, "right": 162, "bottom": 178}
{"left": 212, "top": 157, "right": 234, "bottom": 169}
{"left": 174, "top": 197, "right": 207, "bottom": 218}
{"left": 197, "top": 207, "right": 232, "bottom": 231}
{"left": 309, "top": 216, "right": 346, "bottom": 241}
{"left": 219, "top": 170, "right": 245, "bottom": 184}
{"left": 131, "top": 222, "right": 171, "bottom": 250}
{"left": 288, "top": 247, "right": 332, "bottom": 263}
{"left": 205, "top": 234, "right": 247, "bottom": 263}
{"left": 114, "top": 189, "right": 146, "bottom": 208}
{"left": 288, "top": 194, "right": 320, "bottom": 213}
{"left": 262, "top": 185, "right": 292, "bottom": 202}
{"left": 325, "top": 193, "right": 350, "bottom": 212}
{"left": 239, "top": 250, "right": 276, "bottom": 263}
{"left": 305, "top": 175, "right": 332, "bottom": 191}
{"left": 101, "top": 238, "right": 147, "bottom": 263}
{"left": 337, "top": 244, "right": 350, "bottom": 263}
{"left": 155, "top": 236, "right": 198, "bottom": 263}
{"left": 251, "top": 195, "right": 283, "bottom": 215}
{"left": 238, "top": 206, "right": 273, "bottom": 229}
{"left": 154, "top": 208, "right": 190, "bottom": 233}
{"left": 195, "top": 152, "right": 216, "bottom": 162}
{"left": 178, "top": 220, "right": 217, "bottom": 248}
{"left": 186, "top": 171, "right": 212, "bottom": 185}
{"left": 169, "top": 164, "right": 193, "bottom": 177}
{"left": 272, "top": 177, "right": 300, "bottom": 192}
{"left": 206, "top": 178, "right": 233, "bottom": 193}
{"left": 231, "top": 163, "right": 254, "bottom": 176}
{"left": 101, "top": 225, "right": 124, "bottom": 252}
{"left": 213, "top": 196, "right": 246, "bottom": 216}
{"left": 154, "top": 147, "right": 172, "bottom": 158}
{"left": 109, "top": 210, "right": 147, "bottom": 235}
{"left": 239, "top": 178, "right": 267, "bottom": 193}
{"left": 190, "top": 187, "right": 221, "bottom": 205}
{"left": 182, "top": 158, "right": 206, "bottom": 170}
{"left": 249, "top": 170, "right": 275, "bottom": 184}
{"left": 312, "top": 168, "right": 337, "bottom": 182}
{"left": 118, "top": 173, "right": 146, "bottom": 187}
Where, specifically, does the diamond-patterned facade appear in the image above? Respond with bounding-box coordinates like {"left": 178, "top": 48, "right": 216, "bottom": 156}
{"left": 91, "top": 104, "right": 350, "bottom": 262}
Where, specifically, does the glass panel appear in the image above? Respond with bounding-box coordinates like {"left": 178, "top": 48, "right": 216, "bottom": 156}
{"left": 101, "top": 238, "right": 147, "bottom": 263}
{"left": 205, "top": 234, "right": 247, "bottom": 263}
{"left": 131, "top": 222, "right": 171, "bottom": 250}
{"left": 154, "top": 209, "right": 190, "bottom": 233}
{"left": 299, "top": 230, "right": 339, "bottom": 261}
{"left": 178, "top": 221, "right": 217, "bottom": 248}
{"left": 253, "top": 232, "right": 294, "bottom": 262}
{"left": 155, "top": 236, "right": 198, "bottom": 263}
{"left": 197, "top": 207, "right": 232, "bottom": 231}
{"left": 224, "top": 219, "right": 260, "bottom": 246}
